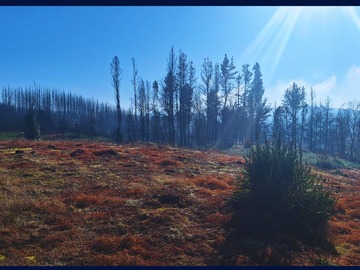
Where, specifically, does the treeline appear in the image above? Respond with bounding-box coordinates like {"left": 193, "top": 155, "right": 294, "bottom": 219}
{"left": 274, "top": 84, "right": 360, "bottom": 162}
{"left": 119, "top": 47, "right": 271, "bottom": 148}
{"left": 1, "top": 46, "right": 360, "bottom": 163}
{"left": 0, "top": 85, "right": 118, "bottom": 139}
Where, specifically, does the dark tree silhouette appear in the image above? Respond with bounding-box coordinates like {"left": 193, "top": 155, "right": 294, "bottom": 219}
{"left": 220, "top": 54, "right": 237, "bottom": 148}
{"left": 24, "top": 108, "right": 41, "bottom": 140}
{"left": 110, "top": 55, "right": 123, "bottom": 143}
{"left": 131, "top": 57, "right": 139, "bottom": 140}
{"left": 282, "top": 82, "right": 307, "bottom": 152}
{"left": 161, "top": 47, "right": 177, "bottom": 145}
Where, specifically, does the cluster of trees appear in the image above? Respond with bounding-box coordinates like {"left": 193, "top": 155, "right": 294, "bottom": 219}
{"left": 0, "top": 85, "right": 118, "bottom": 139}
{"left": 113, "top": 47, "right": 271, "bottom": 149}
{"left": 1, "top": 47, "right": 360, "bottom": 163}
{"left": 274, "top": 83, "right": 360, "bottom": 162}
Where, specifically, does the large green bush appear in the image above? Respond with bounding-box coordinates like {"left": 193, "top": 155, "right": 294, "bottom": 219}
{"left": 235, "top": 142, "right": 336, "bottom": 240}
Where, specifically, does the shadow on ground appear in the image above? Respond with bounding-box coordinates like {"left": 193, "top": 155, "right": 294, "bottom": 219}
{"left": 206, "top": 205, "right": 338, "bottom": 266}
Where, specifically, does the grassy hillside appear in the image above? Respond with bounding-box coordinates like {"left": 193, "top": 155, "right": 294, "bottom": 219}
{"left": 0, "top": 140, "right": 359, "bottom": 265}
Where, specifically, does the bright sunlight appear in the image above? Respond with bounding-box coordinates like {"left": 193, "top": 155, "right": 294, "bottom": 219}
{"left": 242, "top": 6, "right": 360, "bottom": 82}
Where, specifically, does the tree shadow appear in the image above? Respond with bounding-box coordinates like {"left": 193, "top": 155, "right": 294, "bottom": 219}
{"left": 207, "top": 205, "right": 337, "bottom": 266}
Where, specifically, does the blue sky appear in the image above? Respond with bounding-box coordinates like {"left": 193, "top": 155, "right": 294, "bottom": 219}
{"left": 1, "top": 6, "right": 360, "bottom": 108}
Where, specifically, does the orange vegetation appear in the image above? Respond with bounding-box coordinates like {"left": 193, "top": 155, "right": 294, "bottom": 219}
{"left": 0, "top": 140, "right": 359, "bottom": 266}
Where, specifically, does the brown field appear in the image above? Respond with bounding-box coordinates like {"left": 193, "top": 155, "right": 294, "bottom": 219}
{"left": 0, "top": 140, "right": 359, "bottom": 266}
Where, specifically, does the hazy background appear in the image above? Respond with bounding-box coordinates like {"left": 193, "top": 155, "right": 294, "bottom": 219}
{"left": 1, "top": 6, "right": 360, "bottom": 108}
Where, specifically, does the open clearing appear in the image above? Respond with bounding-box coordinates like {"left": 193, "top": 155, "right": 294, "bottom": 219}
{"left": 0, "top": 140, "right": 359, "bottom": 265}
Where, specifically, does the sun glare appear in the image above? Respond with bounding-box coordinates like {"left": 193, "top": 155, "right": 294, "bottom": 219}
{"left": 241, "top": 6, "right": 360, "bottom": 83}
{"left": 343, "top": 6, "right": 360, "bottom": 31}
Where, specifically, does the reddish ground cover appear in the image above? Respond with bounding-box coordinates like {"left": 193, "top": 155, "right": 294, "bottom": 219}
{"left": 0, "top": 140, "right": 358, "bottom": 265}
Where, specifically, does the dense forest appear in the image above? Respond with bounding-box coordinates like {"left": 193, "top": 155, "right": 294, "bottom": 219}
{"left": 1, "top": 46, "right": 360, "bottom": 162}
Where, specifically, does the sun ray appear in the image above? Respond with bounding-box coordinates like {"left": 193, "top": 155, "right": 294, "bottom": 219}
{"left": 242, "top": 7, "right": 302, "bottom": 83}
{"left": 343, "top": 7, "right": 360, "bottom": 32}
{"left": 241, "top": 6, "right": 360, "bottom": 87}
{"left": 241, "top": 7, "right": 288, "bottom": 62}
{"left": 265, "top": 7, "right": 302, "bottom": 81}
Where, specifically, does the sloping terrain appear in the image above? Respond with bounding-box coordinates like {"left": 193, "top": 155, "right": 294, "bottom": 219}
{"left": 320, "top": 168, "right": 360, "bottom": 265}
{"left": 0, "top": 140, "right": 359, "bottom": 266}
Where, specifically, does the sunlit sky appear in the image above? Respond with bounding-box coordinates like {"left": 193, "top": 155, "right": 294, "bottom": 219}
{"left": 1, "top": 6, "right": 360, "bottom": 109}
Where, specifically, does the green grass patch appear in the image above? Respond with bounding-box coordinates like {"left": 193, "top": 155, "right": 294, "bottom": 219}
{"left": 0, "top": 132, "right": 23, "bottom": 140}
{"left": 302, "top": 150, "right": 360, "bottom": 170}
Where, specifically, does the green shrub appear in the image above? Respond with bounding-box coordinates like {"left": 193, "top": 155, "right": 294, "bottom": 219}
{"left": 234, "top": 142, "right": 337, "bottom": 241}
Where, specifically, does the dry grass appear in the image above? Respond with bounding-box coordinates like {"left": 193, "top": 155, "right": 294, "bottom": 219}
{"left": 0, "top": 139, "right": 359, "bottom": 266}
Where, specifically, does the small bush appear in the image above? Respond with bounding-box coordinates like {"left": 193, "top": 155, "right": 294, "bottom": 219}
{"left": 93, "top": 149, "right": 119, "bottom": 157}
{"left": 69, "top": 149, "right": 87, "bottom": 157}
{"left": 234, "top": 142, "right": 337, "bottom": 241}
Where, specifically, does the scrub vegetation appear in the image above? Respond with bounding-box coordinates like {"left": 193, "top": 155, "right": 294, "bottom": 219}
{"left": 0, "top": 139, "right": 358, "bottom": 266}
